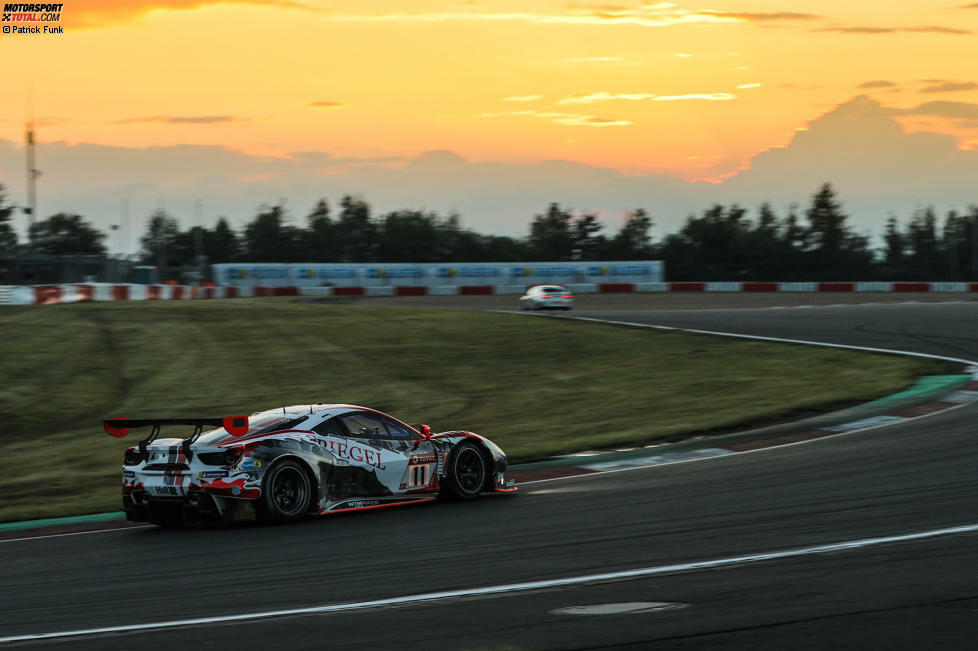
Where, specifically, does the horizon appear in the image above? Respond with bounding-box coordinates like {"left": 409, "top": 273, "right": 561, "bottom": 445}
{"left": 2, "top": 1, "right": 978, "bottom": 250}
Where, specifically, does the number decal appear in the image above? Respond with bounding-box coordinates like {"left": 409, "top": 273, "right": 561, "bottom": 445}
{"left": 407, "top": 464, "right": 431, "bottom": 488}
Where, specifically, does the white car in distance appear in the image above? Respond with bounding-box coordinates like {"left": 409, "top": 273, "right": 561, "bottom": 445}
{"left": 519, "top": 285, "right": 574, "bottom": 310}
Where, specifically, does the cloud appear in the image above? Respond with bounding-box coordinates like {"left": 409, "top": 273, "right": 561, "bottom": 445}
{"left": 557, "top": 92, "right": 654, "bottom": 105}
{"left": 919, "top": 81, "right": 978, "bottom": 93}
{"left": 113, "top": 115, "right": 238, "bottom": 124}
{"left": 654, "top": 93, "right": 736, "bottom": 101}
{"left": 330, "top": 6, "right": 746, "bottom": 28}
{"left": 503, "top": 95, "right": 544, "bottom": 102}
{"left": 858, "top": 80, "right": 896, "bottom": 89}
{"left": 778, "top": 83, "right": 822, "bottom": 90}
{"left": 954, "top": 120, "right": 978, "bottom": 128}
{"left": 6, "top": 96, "right": 978, "bottom": 244}
{"left": 891, "top": 100, "right": 978, "bottom": 120}
{"left": 957, "top": 3, "right": 978, "bottom": 7}
{"left": 737, "top": 83, "right": 762, "bottom": 89}
{"left": 675, "top": 52, "right": 694, "bottom": 58}
{"left": 815, "top": 25, "right": 971, "bottom": 35}
{"left": 482, "top": 109, "right": 632, "bottom": 127}
{"left": 703, "top": 11, "right": 820, "bottom": 21}
{"left": 309, "top": 101, "right": 344, "bottom": 108}
{"left": 566, "top": 56, "right": 625, "bottom": 62}
{"left": 65, "top": 0, "right": 313, "bottom": 28}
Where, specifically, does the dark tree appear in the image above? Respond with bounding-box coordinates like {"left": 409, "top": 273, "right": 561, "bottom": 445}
{"left": 376, "top": 210, "right": 438, "bottom": 262}
{"left": 529, "top": 203, "right": 574, "bottom": 260}
{"left": 570, "top": 213, "right": 606, "bottom": 259}
{"left": 209, "top": 217, "right": 241, "bottom": 263}
{"left": 304, "top": 199, "right": 334, "bottom": 261}
{"left": 0, "top": 184, "right": 17, "bottom": 252}
{"left": 805, "top": 183, "right": 848, "bottom": 254}
{"left": 882, "top": 215, "right": 905, "bottom": 266}
{"left": 243, "top": 204, "right": 301, "bottom": 261}
{"left": 781, "top": 203, "right": 807, "bottom": 251}
{"left": 335, "top": 195, "right": 376, "bottom": 262}
{"left": 802, "top": 184, "right": 872, "bottom": 279}
{"left": 139, "top": 210, "right": 181, "bottom": 268}
{"left": 29, "top": 213, "right": 107, "bottom": 255}
{"left": 906, "top": 207, "right": 941, "bottom": 279}
{"left": 605, "top": 209, "right": 653, "bottom": 259}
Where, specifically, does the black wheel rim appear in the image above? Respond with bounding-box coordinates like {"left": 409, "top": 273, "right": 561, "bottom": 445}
{"left": 272, "top": 466, "right": 309, "bottom": 516}
{"left": 455, "top": 448, "right": 485, "bottom": 495}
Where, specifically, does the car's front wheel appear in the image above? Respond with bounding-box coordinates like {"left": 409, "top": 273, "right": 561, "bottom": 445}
{"left": 257, "top": 459, "right": 313, "bottom": 524}
{"left": 444, "top": 442, "right": 488, "bottom": 500}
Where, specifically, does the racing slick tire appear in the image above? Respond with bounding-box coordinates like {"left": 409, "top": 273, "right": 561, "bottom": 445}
{"left": 443, "top": 442, "right": 488, "bottom": 501}
{"left": 256, "top": 459, "right": 313, "bottom": 524}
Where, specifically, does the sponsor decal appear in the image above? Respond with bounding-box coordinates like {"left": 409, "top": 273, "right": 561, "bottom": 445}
{"left": 198, "top": 470, "right": 230, "bottom": 479}
{"left": 241, "top": 457, "right": 263, "bottom": 470}
{"left": 149, "top": 485, "right": 179, "bottom": 496}
{"left": 409, "top": 454, "right": 438, "bottom": 466}
{"left": 345, "top": 499, "right": 380, "bottom": 508}
{"left": 123, "top": 470, "right": 135, "bottom": 478}
{"left": 316, "top": 437, "right": 386, "bottom": 470}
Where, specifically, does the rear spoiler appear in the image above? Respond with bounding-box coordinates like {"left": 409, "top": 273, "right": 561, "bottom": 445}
{"left": 103, "top": 416, "right": 249, "bottom": 461}
{"left": 103, "top": 416, "right": 249, "bottom": 438}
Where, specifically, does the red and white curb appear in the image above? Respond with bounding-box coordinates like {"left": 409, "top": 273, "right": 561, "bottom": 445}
{"left": 4, "top": 280, "right": 978, "bottom": 305}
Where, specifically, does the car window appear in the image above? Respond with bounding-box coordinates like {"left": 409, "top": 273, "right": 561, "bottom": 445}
{"left": 381, "top": 416, "right": 416, "bottom": 438}
{"left": 543, "top": 286, "right": 566, "bottom": 293}
{"left": 312, "top": 417, "right": 345, "bottom": 437}
{"left": 340, "top": 412, "right": 386, "bottom": 438}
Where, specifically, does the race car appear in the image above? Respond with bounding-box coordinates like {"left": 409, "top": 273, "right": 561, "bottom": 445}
{"left": 104, "top": 404, "right": 516, "bottom": 527}
{"left": 519, "top": 284, "right": 574, "bottom": 310}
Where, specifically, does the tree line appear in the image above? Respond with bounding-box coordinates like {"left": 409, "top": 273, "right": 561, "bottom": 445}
{"left": 1, "top": 183, "right": 977, "bottom": 281}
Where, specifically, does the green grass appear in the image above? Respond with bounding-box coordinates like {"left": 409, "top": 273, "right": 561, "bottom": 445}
{"left": 0, "top": 298, "right": 947, "bottom": 521}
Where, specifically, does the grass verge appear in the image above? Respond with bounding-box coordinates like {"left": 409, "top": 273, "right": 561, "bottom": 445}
{"left": 0, "top": 298, "right": 947, "bottom": 521}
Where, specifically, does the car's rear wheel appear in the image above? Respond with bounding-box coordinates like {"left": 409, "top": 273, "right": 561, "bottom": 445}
{"left": 444, "top": 442, "right": 488, "bottom": 501}
{"left": 257, "top": 459, "right": 313, "bottom": 524}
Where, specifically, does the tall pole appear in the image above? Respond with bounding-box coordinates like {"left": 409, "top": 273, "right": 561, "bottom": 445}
{"left": 25, "top": 121, "right": 39, "bottom": 248}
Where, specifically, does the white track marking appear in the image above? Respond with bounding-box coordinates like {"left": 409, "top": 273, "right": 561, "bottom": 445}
{"left": 550, "top": 313, "right": 978, "bottom": 367}
{"left": 0, "top": 525, "right": 153, "bottom": 544}
{"left": 2, "top": 522, "right": 976, "bottom": 643}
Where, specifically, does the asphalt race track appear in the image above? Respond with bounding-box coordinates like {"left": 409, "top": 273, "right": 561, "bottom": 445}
{"left": 3, "top": 296, "right": 978, "bottom": 649}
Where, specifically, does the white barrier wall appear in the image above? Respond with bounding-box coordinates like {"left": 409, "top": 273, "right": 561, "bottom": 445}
{"left": 212, "top": 261, "right": 665, "bottom": 288}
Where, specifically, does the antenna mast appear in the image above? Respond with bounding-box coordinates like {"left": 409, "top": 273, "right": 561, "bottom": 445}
{"left": 25, "top": 92, "right": 40, "bottom": 248}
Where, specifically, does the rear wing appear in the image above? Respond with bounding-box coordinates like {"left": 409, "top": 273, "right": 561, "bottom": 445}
{"left": 103, "top": 416, "right": 249, "bottom": 438}
{"left": 103, "top": 416, "right": 249, "bottom": 460}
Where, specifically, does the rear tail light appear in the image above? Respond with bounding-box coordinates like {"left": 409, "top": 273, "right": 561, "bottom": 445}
{"left": 562, "top": 295, "right": 572, "bottom": 298}
{"left": 199, "top": 446, "right": 243, "bottom": 467}
{"left": 124, "top": 447, "right": 145, "bottom": 466}
{"left": 541, "top": 295, "right": 552, "bottom": 298}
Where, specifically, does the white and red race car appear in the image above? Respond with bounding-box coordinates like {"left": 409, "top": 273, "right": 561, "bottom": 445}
{"left": 104, "top": 404, "right": 516, "bottom": 526}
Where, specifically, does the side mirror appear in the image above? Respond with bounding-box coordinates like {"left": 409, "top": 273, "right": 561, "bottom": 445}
{"left": 419, "top": 424, "right": 431, "bottom": 441}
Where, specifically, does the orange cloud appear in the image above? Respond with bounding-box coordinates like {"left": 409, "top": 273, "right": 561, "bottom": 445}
{"left": 557, "top": 92, "right": 654, "bottom": 105}
{"left": 64, "top": 0, "right": 312, "bottom": 28}
{"left": 309, "top": 101, "right": 345, "bottom": 108}
{"left": 654, "top": 93, "right": 736, "bottom": 101}
{"left": 815, "top": 25, "right": 971, "bottom": 35}
{"left": 481, "top": 110, "right": 631, "bottom": 127}
{"left": 113, "top": 115, "right": 238, "bottom": 124}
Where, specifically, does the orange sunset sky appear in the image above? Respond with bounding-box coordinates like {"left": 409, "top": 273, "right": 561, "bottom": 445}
{"left": 2, "top": 1, "right": 978, "bottom": 243}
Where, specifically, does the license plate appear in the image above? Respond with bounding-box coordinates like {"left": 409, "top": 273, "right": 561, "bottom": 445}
{"left": 148, "top": 485, "right": 181, "bottom": 497}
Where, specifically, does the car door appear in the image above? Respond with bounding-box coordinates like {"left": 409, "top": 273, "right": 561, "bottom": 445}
{"left": 335, "top": 411, "right": 433, "bottom": 497}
